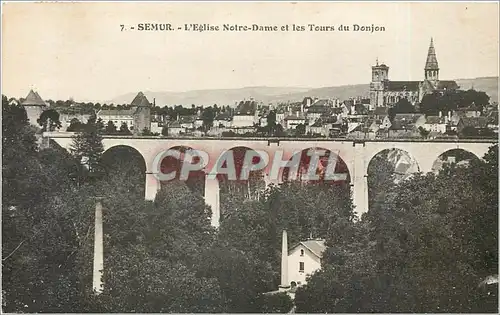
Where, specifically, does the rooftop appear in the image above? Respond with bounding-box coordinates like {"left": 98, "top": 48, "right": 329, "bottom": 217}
{"left": 21, "top": 90, "right": 47, "bottom": 106}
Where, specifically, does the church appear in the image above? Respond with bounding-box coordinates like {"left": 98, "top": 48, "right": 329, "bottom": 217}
{"left": 369, "top": 38, "right": 459, "bottom": 109}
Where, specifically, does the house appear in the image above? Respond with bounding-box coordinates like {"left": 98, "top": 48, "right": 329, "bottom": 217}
{"left": 150, "top": 122, "right": 163, "bottom": 134}
{"left": 423, "top": 115, "right": 447, "bottom": 133}
{"left": 21, "top": 90, "right": 48, "bottom": 126}
{"left": 194, "top": 116, "right": 204, "bottom": 129}
{"left": 457, "top": 104, "right": 482, "bottom": 118}
{"left": 178, "top": 115, "right": 196, "bottom": 129}
{"left": 306, "top": 119, "right": 328, "bottom": 136}
{"left": 456, "top": 117, "right": 489, "bottom": 136}
{"left": 287, "top": 238, "right": 327, "bottom": 286}
{"left": 380, "top": 115, "right": 392, "bottom": 129}
{"left": 486, "top": 111, "right": 498, "bottom": 133}
{"left": 213, "top": 112, "right": 232, "bottom": 128}
{"left": 389, "top": 113, "right": 426, "bottom": 138}
{"left": 373, "top": 106, "right": 388, "bottom": 119}
{"left": 232, "top": 99, "right": 258, "bottom": 127}
{"left": 61, "top": 113, "right": 92, "bottom": 130}
{"left": 97, "top": 108, "right": 135, "bottom": 130}
{"left": 391, "top": 113, "right": 426, "bottom": 131}
{"left": 284, "top": 112, "right": 306, "bottom": 130}
{"left": 97, "top": 92, "right": 152, "bottom": 134}
{"left": 306, "top": 103, "right": 329, "bottom": 124}
{"left": 351, "top": 103, "right": 369, "bottom": 116}
{"left": 274, "top": 107, "right": 288, "bottom": 125}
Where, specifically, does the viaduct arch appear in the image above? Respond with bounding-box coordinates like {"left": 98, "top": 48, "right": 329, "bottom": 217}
{"left": 45, "top": 132, "right": 496, "bottom": 227}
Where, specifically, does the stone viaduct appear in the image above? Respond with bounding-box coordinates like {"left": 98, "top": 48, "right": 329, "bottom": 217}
{"left": 45, "top": 132, "right": 496, "bottom": 227}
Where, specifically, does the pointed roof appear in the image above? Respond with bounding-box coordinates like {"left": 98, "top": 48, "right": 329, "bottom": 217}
{"left": 425, "top": 38, "right": 439, "bottom": 70}
{"left": 21, "top": 89, "right": 47, "bottom": 106}
{"left": 130, "top": 92, "right": 151, "bottom": 107}
{"left": 290, "top": 239, "right": 327, "bottom": 258}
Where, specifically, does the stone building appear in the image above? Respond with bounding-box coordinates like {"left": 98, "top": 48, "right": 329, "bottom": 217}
{"left": 369, "top": 38, "right": 459, "bottom": 109}
{"left": 130, "top": 92, "right": 152, "bottom": 134}
{"left": 97, "top": 91, "right": 152, "bottom": 134}
{"left": 21, "top": 90, "right": 47, "bottom": 126}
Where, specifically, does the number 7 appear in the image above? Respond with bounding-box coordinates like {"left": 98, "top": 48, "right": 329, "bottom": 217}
{"left": 120, "top": 25, "right": 124, "bottom": 31}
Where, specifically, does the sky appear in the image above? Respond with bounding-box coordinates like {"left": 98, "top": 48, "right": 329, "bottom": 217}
{"left": 2, "top": 2, "right": 499, "bottom": 102}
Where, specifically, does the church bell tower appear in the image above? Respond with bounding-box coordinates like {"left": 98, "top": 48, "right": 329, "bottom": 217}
{"left": 424, "top": 38, "right": 439, "bottom": 83}
{"left": 370, "top": 59, "right": 389, "bottom": 108}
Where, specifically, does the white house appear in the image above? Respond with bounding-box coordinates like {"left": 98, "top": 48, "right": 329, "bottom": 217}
{"left": 284, "top": 112, "right": 306, "bottom": 130}
{"left": 287, "top": 239, "right": 327, "bottom": 286}
{"left": 423, "top": 115, "right": 447, "bottom": 133}
{"left": 97, "top": 109, "right": 135, "bottom": 129}
{"left": 232, "top": 113, "right": 256, "bottom": 128}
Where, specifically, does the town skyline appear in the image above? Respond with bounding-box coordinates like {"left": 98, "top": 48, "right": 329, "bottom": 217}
{"left": 2, "top": 2, "right": 499, "bottom": 102}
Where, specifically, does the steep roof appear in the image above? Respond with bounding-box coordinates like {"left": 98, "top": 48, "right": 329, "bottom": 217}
{"left": 308, "top": 104, "right": 328, "bottom": 114}
{"left": 385, "top": 81, "right": 420, "bottom": 92}
{"left": 311, "top": 99, "right": 329, "bottom": 107}
{"left": 291, "top": 239, "right": 327, "bottom": 258}
{"left": 437, "top": 80, "right": 459, "bottom": 90}
{"left": 459, "top": 117, "right": 488, "bottom": 128}
{"left": 374, "top": 106, "right": 388, "bottom": 116}
{"left": 425, "top": 38, "right": 439, "bottom": 70}
{"left": 354, "top": 104, "right": 368, "bottom": 115}
{"left": 425, "top": 115, "right": 446, "bottom": 124}
{"left": 391, "top": 114, "right": 424, "bottom": 130}
{"left": 22, "top": 90, "right": 47, "bottom": 106}
{"left": 130, "top": 92, "right": 151, "bottom": 107}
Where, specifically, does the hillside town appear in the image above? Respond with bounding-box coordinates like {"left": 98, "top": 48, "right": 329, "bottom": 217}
{"left": 12, "top": 39, "right": 499, "bottom": 140}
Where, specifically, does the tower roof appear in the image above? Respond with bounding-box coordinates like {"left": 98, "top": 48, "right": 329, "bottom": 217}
{"left": 21, "top": 89, "right": 47, "bottom": 106}
{"left": 425, "top": 38, "right": 439, "bottom": 70}
{"left": 130, "top": 91, "right": 151, "bottom": 107}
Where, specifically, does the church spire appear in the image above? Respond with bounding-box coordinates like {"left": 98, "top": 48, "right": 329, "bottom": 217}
{"left": 424, "top": 37, "right": 439, "bottom": 82}
{"left": 425, "top": 37, "right": 439, "bottom": 70}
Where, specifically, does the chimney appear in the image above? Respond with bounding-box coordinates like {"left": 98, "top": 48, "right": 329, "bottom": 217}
{"left": 153, "top": 98, "right": 156, "bottom": 107}
{"left": 279, "top": 230, "right": 290, "bottom": 289}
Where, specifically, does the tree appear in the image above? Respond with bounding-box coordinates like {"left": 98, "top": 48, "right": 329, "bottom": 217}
{"left": 295, "top": 123, "right": 306, "bottom": 136}
{"left": 161, "top": 126, "right": 169, "bottom": 136}
{"left": 420, "top": 89, "right": 491, "bottom": 116}
{"left": 267, "top": 110, "right": 277, "bottom": 136}
{"left": 201, "top": 106, "right": 215, "bottom": 133}
{"left": 140, "top": 128, "right": 154, "bottom": 136}
{"left": 118, "top": 122, "right": 131, "bottom": 135}
{"left": 67, "top": 118, "right": 85, "bottom": 132}
{"left": 37, "top": 109, "right": 62, "bottom": 132}
{"left": 70, "top": 116, "right": 105, "bottom": 180}
{"left": 295, "top": 145, "right": 498, "bottom": 313}
{"left": 388, "top": 98, "right": 415, "bottom": 121}
{"left": 418, "top": 126, "right": 430, "bottom": 138}
{"left": 105, "top": 121, "right": 117, "bottom": 134}
{"left": 95, "top": 118, "right": 105, "bottom": 133}
{"left": 3, "top": 95, "right": 96, "bottom": 312}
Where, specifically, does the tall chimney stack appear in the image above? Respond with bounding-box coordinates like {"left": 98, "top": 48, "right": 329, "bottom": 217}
{"left": 279, "top": 230, "right": 290, "bottom": 290}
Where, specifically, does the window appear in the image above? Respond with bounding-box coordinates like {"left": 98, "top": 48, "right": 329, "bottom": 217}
{"left": 299, "top": 262, "right": 304, "bottom": 272}
{"left": 300, "top": 249, "right": 304, "bottom": 256}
